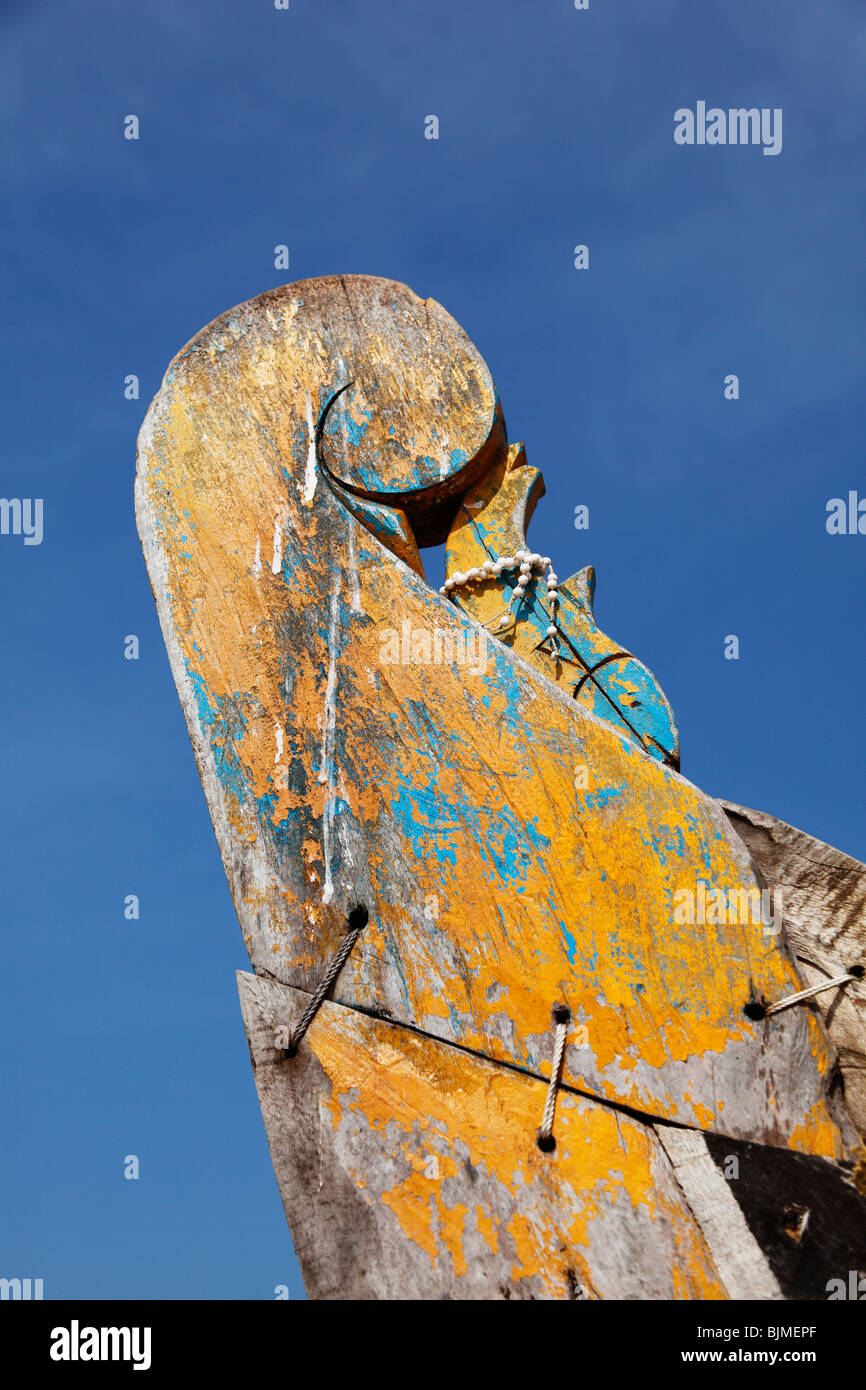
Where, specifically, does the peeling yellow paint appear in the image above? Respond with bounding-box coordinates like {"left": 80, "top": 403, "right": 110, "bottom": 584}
{"left": 138, "top": 270, "right": 852, "bottom": 1308}
{"left": 303, "top": 1001, "right": 727, "bottom": 1298}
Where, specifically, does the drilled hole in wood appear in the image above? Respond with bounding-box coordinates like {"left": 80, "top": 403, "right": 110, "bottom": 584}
{"left": 744, "top": 1001, "right": 766, "bottom": 1021}
{"left": 552, "top": 1002, "right": 571, "bottom": 1025}
{"left": 537, "top": 1133, "right": 556, "bottom": 1154}
{"left": 848, "top": 964, "right": 864, "bottom": 979}
{"left": 347, "top": 905, "right": 369, "bottom": 931}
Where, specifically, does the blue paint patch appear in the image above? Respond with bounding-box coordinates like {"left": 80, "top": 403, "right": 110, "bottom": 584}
{"left": 648, "top": 821, "right": 687, "bottom": 867}
{"left": 559, "top": 922, "right": 578, "bottom": 964}
{"left": 279, "top": 544, "right": 307, "bottom": 589}
{"left": 477, "top": 800, "right": 549, "bottom": 883}
{"left": 255, "top": 792, "right": 302, "bottom": 846}
{"left": 184, "top": 664, "right": 250, "bottom": 804}
{"left": 324, "top": 388, "right": 373, "bottom": 447}
{"left": 391, "top": 783, "right": 458, "bottom": 866}
{"left": 585, "top": 785, "right": 623, "bottom": 812}
{"left": 389, "top": 722, "right": 549, "bottom": 891}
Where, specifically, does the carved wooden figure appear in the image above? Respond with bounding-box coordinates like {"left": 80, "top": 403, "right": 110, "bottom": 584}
{"left": 136, "top": 275, "right": 866, "bottom": 1300}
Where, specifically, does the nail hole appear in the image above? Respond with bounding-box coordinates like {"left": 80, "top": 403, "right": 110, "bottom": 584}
{"left": 552, "top": 1002, "right": 571, "bottom": 1025}
{"left": 744, "top": 1001, "right": 766, "bottom": 1021}
{"left": 347, "top": 905, "right": 369, "bottom": 931}
{"left": 537, "top": 1133, "right": 556, "bottom": 1153}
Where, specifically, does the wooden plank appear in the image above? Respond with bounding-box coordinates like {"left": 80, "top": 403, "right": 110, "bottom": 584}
{"left": 238, "top": 971, "right": 729, "bottom": 1300}
{"left": 655, "top": 1127, "right": 783, "bottom": 1300}
{"left": 135, "top": 275, "right": 855, "bottom": 1157}
{"left": 722, "top": 800, "right": 866, "bottom": 1135}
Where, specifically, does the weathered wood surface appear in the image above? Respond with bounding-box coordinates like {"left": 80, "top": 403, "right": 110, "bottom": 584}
{"left": 239, "top": 972, "right": 729, "bottom": 1300}
{"left": 654, "top": 1128, "right": 782, "bottom": 1300}
{"left": 136, "top": 275, "right": 866, "bottom": 1299}
{"left": 722, "top": 800, "right": 866, "bottom": 1135}
{"left": 242, "top": 973, "right": 866, "bottom": 1300}
{"left": 135, "top": 275, "right": 854, "bottom": 1158}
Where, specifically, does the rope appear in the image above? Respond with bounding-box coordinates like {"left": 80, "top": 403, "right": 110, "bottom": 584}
{"left": 537, "top": 1004, "right": 570, "bottom": 1152}
{"left": 283, "top": 907, "right": 367, "bottom": 1057}
{"left": 763, "top": 972, "right": 858, "bottom": 1017}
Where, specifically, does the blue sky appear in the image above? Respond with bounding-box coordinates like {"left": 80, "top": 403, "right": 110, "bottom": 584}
{"left": 1, "top": 0, "right": 864, "bottom": 1298}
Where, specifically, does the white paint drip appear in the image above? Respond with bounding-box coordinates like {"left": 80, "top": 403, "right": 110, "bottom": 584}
{"left": 302, "top": 390, "right": 318, "bottom": 504}
{"left": 254, "top": 536, "right": 261, "bottom": 575}
{"left": 321, "top": 799, "right": 336, "bottom": 906}
{"left": 271, "top": 517, "right": 282, "bottom": 574}
{"left": 438, "top": 433, "right": 450, "bottom": 480}
{"left": 319, "top": 578, "right": 342, "bottom": 905}
{"left": 274, "top": 723, "right": 284, "bottom": 764}
{"left": 346, "top": 522, "right": 362, "bottom": 614}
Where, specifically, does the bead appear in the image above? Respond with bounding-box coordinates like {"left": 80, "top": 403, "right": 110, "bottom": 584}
{"left": 442, "top": 553, "right": 564, "bottom": 618}
{"left": 546, "top": 625, "right": 558, "bottom": 637}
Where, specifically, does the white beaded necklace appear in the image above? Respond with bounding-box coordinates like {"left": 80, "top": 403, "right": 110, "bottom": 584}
{"left": 440, "top": 548, "right": 561, "bottom": 656}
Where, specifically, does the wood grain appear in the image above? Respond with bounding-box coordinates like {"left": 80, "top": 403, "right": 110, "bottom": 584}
{"left": 136, "top": 275, "right": 856, "bottom": 1163}
{"left": 655, "top": 1127, "right": 782, "bottom": 1300}
{"left": 239, "top": 971, "right": 729, "bottom": 1300}
{"left": 722, "top": 800, "right": 866, "bottom": 1136}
